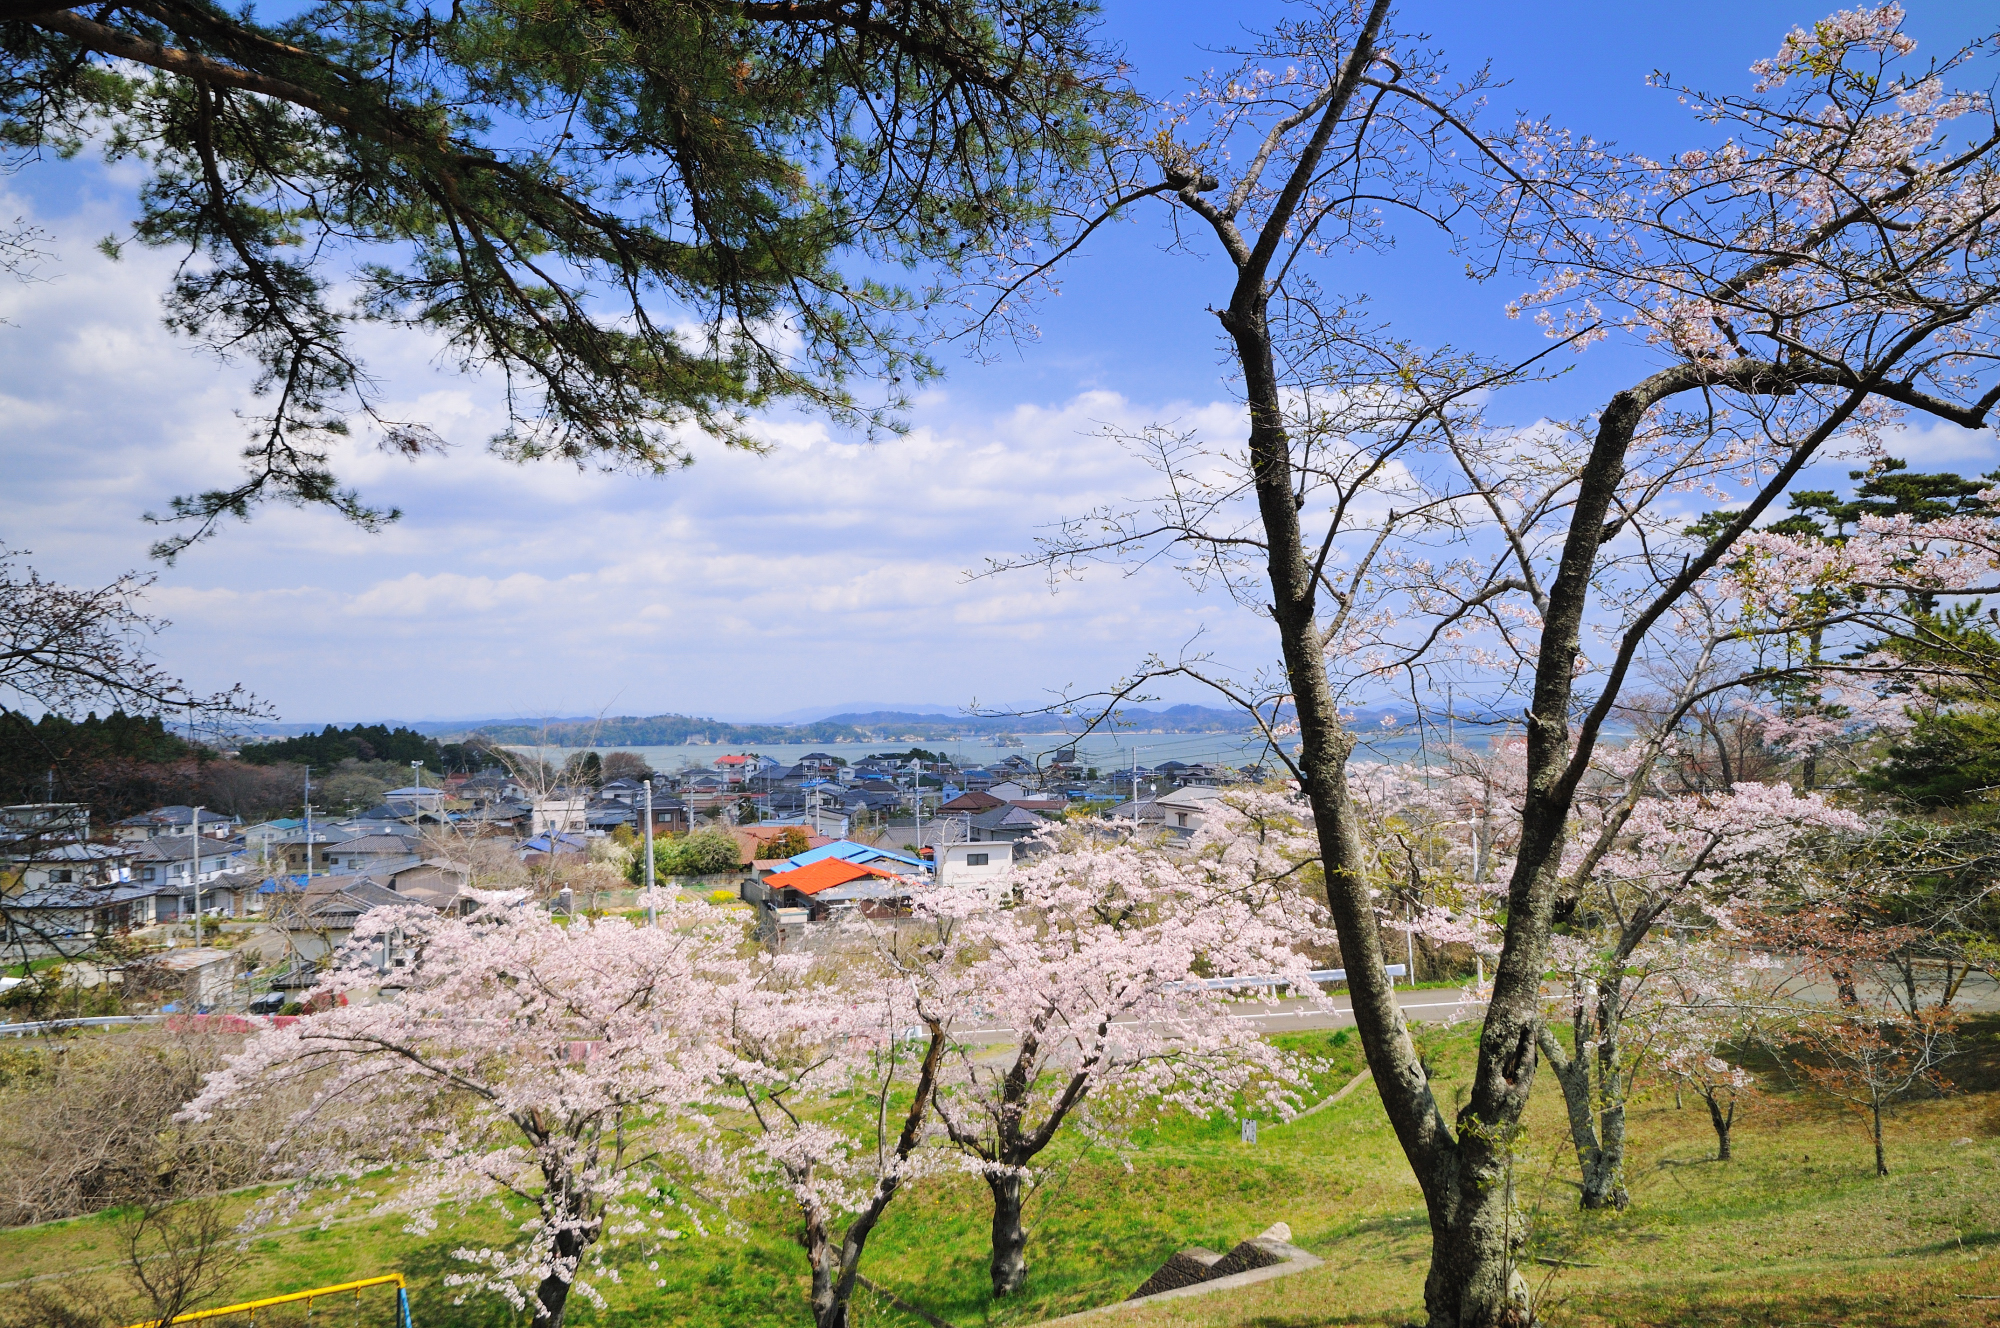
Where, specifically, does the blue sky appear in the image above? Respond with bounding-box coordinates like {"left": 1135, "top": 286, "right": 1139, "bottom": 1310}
{"left": 2, "top": 1, "right": 1995, "bottom": 725}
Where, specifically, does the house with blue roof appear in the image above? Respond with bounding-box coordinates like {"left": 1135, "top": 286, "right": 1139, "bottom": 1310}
{"left": 782, "top": 840, "right": 927, "bottom": 873}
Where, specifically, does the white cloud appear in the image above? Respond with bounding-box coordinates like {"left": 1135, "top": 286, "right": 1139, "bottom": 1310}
{"left": 0, "top": 181, "right": 1273, "bottom": 723}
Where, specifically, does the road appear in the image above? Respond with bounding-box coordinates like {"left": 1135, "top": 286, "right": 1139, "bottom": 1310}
{"left": 957, "top": 966, "right": 2000, "bottom": 1048}
{"left": 960, "top": 985, "right": 1487, "bottom": 1045}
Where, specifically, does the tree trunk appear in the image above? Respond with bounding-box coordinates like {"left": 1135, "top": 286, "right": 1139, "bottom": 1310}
{"left": 801, "top": 1168, "right": 859, "bottom": 1328}
{"left": 529, "top": 1167, "right": 596, "bottom": 1328}
{"left": 1422, "top": 1147, "right": 1533, "bottom": 1328}
{"left": 1704, "top": 1091, "right": 1733, "bottom": 1161}
{"left": 811, "top": 1025, "right": 947, "bottom": 1328}
{"left": 529, "top": 1224, "right": 586, "bottom": 1328}
{"left": 1871, "top": 1098, "right": 1887, "bottom": 1177}
{"left": 1536, "top": 1025, "right": 1624, "bottom": 1209}
{"left": 1314, "top": 740, "right": 1535, "bottom": 1328}
{"left": 1194, "top": 7, "right": 1580, "bottom": 1318}
{"left": 987, "top": 1171, "right": 1029, "bottom": 1297}
{"left": 1588, "top": 1001, "right": 1629, "bottom": 1210}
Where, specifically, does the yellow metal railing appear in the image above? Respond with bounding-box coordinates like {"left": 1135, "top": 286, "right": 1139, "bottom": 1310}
{"left": 121, "top": 1274, "right": 409, "bottom": 1328}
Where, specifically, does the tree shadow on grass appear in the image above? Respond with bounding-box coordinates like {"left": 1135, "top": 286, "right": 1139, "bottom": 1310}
{"left": 394, "top": 1237, "right": 519, "bottom": 1328}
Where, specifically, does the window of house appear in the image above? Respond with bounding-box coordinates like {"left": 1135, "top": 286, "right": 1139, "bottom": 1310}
{"left": 1176, "top": 813, "right": 1188, "bottom": 827}
{"left": 51, "top": 869, "right": 73, "bottom": 883}
{"left": 966, "top": 853, "right": 989, "bottom": 867}
{"left": 141, "top": 867, "right": 156, "bottom": 882}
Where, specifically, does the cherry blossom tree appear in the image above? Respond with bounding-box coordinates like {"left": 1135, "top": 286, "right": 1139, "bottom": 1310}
{"left": 924, "top": 802, "right": 1326, "bottom": 1297}
{"left": 1535, "top": 782, "right": 1862, "bottom": 1208}
{"left": 1791, "top": 1002, "right": 1956, "bottom": 1178}
{"left": 711, "top": 921, "right": 954, "bottom": 1328}
{"left": 988, "top": 7, "right": 1999, "bottom": 1318}
{"left": 1652, "top": 948, "right": 1788, "bottom": 1163}
{"left": 183, "top": 891, "right": 741, "bottom": 1328}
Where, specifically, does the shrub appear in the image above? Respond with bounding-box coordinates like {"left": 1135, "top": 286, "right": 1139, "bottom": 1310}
{"left": 0, "top": 1031, "right": 286, "bottom": 1225}
{"left": 629, "top": 829, "right": 743, "bottom": 881}
{"left": 758, "top": 826, "right": 811, "bottom": 860}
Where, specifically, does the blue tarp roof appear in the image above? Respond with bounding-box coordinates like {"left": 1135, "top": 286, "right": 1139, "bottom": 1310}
{"left": 785, "top": 840, "right": 926, "bottom": 871}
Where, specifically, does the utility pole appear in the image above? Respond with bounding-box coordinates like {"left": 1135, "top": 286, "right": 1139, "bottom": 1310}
{"left": 642, "top": 779, "right": 656, "bottom": 927}
{"left": 1405, "top": 899, "right": 1417, "bottom": 990}
{"left": 190, "top": 805, "right": 203, "bottom": 945}
{"left": 302, "top": 771, "right": 313, "bottom": 885}
{"left": 1472, "top": 812, "right": 1486, "bottom": 988}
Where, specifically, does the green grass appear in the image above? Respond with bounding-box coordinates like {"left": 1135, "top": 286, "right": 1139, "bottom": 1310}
{"left": 4, "top": 1021, "right": 1997, "bottom": 1328}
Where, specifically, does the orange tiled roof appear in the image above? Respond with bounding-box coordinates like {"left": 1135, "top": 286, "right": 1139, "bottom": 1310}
{"left": 762, "top": 857, "right": 901, "bottom": 897}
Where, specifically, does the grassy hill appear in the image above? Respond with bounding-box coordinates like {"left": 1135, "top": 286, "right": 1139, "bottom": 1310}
{"left": 3, "top": 1020, "right": 1995, "bottom": 1327}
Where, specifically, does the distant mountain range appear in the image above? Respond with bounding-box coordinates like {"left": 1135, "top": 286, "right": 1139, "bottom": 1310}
{"left": 238, "top": 704, "right": 1457, "bottom": 748}
{"left": 456, "top": 704, "right": 1289, "bottom": 747}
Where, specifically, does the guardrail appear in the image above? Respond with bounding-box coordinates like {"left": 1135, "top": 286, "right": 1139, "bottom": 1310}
{"left": 1188, "top": 966, "right": 1407, "bottom": 991}
{"left": 0, "top": 1014, "right": 166, "bottom": 1038}
{"left": 117, "top": 1273, "right": 412, "bottom": 1328}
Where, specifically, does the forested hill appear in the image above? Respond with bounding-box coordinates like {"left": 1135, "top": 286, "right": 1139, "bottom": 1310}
{"left": 461, "top": 704, "right": 1275, "bottom": 747}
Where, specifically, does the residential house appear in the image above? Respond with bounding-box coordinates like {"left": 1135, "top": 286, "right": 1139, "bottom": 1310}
{"left": 0, "top": 803, "right": 89, "bottom": 840}
{"left": 5, "top": 840, "right": 138, "bottom": 891}
{"left": 457, "top": 800, "right": 534, "bottom": 837}
{"left": 238, "top": 818, "right": 304, "bottom": 861}
{"left": 110, "top": 806, "right": 239, "bottom": 842}
{"left": 840, "top": 787, "right": 902, "bottom": 818}
{"left": 348, "top": 793, "right": 449, "bottom": 833}
{"left": 530, "top": 791, "right": 589, "bottom": 836}
{"left": 257, "top": 876, "right": 414, "bottom": 975}
{"left": 597, "top": 777, "right": 646, "bottom": 805}
{"left": 456, "top": 771, "right": 525, "bottom": 804}
{"left": 131, "top": 832, "right": 239, "bottom": 887}
{"left": 3, "top": 878, "right": 193, "bottom": 943}
{"left": 758, "top": 805, "right": 851, "bottom": 838}
{"left": 986, "top": 781, "right": 1030, "bottom": 802}
{"left": 938, "top": 789, "right": 1005, "bottom": 816}
{"left": 966, "top": 804, "right": 1049, "bottom": 844}
{"left": 382, "top": 786, "right": 447, "bottom": 810}
{"left": 747, "top": 857, "right": 906, "bottom": 920}
{"left": 318, "top": 833, "right": 424, "bottom": 876}
{"left": 585, "top": 801, "right": 636, "bottom": 834}
{"left": 712, "top": 753, "right": 779, "bottom": 783}
{"left": 199, "top": 868, "right": 266, "bottom": 919}
{"left": 387, "top": 859, "right": 473, "bottom": 910}
{"left": 934, "top": 842, "right": 1012, "bottom": 900}
{"left": 1156, "top": 784, "right": 1227, "bottom": 834}
{"left": 519, "top": 831, "right": 588, "bottom": 864}
{"left": 1101, "top": 798, "right": 1169, "bottom": 829}
{"left": 146, "top": 947, "right": 237, "bottom": 1009}
{"left": 1005, "top": 795, "right": 1070, "bottom": 815}
{"left": 776, "top": 839, "right": 926, "bottom": 875}
{"left": 267, "top": 826, "right": 360, "bottom": 876}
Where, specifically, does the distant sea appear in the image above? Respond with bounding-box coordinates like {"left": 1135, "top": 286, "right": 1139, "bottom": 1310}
{"left": 503, "top": 722, "right": 1536, "bottom": 777}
